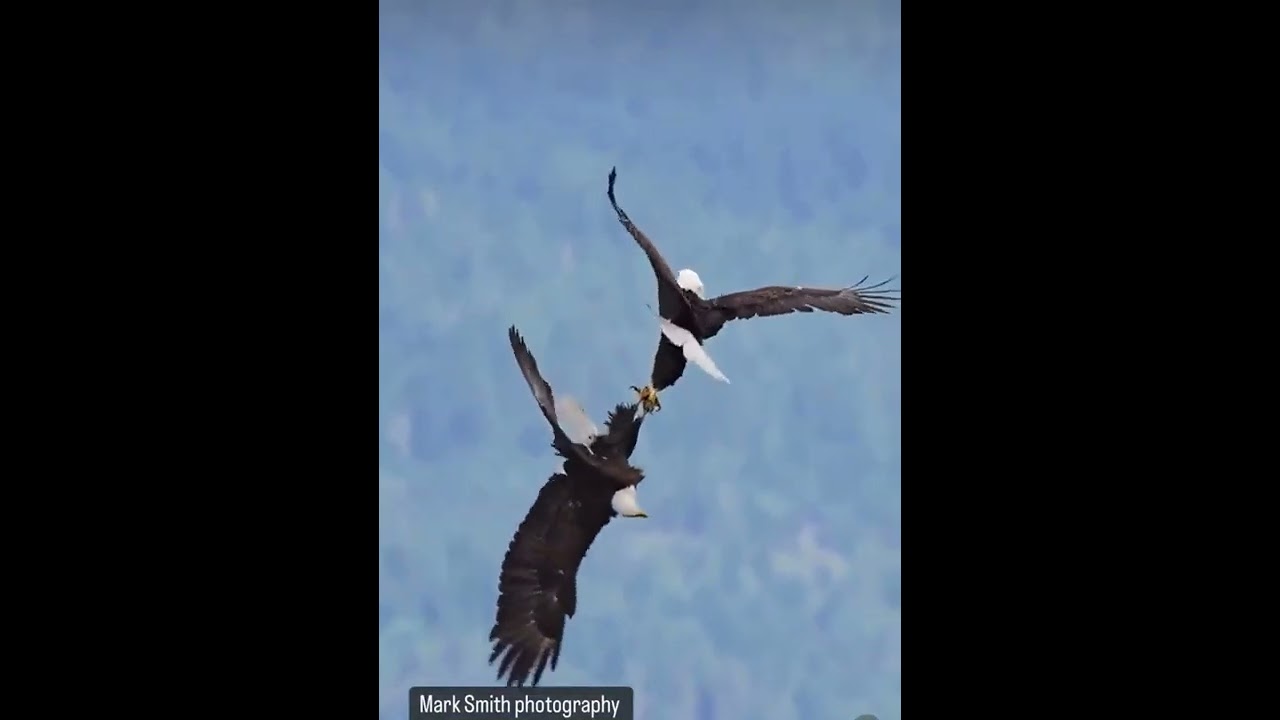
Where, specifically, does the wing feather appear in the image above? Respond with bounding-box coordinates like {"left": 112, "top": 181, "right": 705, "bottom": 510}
{"left": 599, "top": 402, "right": 645, "bottom": 461}
{"left": 489, "top": 474, "right": 613, "bottom": 687}
{"left": 708, "top": 276, "right": 899, "bottom": 324}
{"left": 508, "top": 326, "right": 644, "bottom": 487}
{"left": 508, "top": 325, "right": 563, "bottom": 431}
{"left": 509, "top": 325, "right": 595, "bottom": 467}
{"left": 606, "top": 167, "right": 695, "bottom": 325}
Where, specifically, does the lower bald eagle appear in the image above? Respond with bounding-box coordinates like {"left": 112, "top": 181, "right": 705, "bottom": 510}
{"left": 490, "top": 326, "right": 650, "bottom": 687}
{"left": 607, "top": 166, "right": 899, "bottom": 414}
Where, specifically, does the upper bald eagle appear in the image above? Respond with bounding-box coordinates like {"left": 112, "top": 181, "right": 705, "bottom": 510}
{"left": 489, "top": 326, "right": 650, "bottom": 687}
{"left": 607, "top": 166, "right": 899, "bottom": 414}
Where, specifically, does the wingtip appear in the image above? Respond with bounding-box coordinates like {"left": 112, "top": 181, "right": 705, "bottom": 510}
{"left": 839, "top": 276, "right": 900, "bottom": 313}
{"left": 846, "top": 274, "right": 899, "bottom": 294}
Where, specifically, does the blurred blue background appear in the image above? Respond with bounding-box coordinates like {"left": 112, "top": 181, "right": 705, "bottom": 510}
{"left": 379, "top": 2, "right": 900, "bottom": 719}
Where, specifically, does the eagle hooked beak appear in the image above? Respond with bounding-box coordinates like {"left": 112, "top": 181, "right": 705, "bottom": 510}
{"left": 630, "top": 385, "right": 662, "bottom": 414}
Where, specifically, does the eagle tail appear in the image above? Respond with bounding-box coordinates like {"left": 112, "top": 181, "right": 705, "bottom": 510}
{"left": 658, "top": 316, "right": 730, "bottom": 384}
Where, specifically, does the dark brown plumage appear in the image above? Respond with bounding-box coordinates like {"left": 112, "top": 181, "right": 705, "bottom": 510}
{"left": 489, "top": 326, "right": 649, "bottom": 687}
{"left": 607, "top": 166, "right": 899, "bottom": 411}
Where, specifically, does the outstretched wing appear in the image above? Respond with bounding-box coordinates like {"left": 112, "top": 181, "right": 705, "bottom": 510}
{"left": 708, "top": 276, "right": 899, "bottom": 326}
{"left": 509, "top": 326, "right": 641, "bottom": 485}
{"left": 509, "top": 326, "right": 561, "bottom": 427}
{"left": 599, "top": 402, "right": 645, "bottom": 461}
{"left": 508, "top": 325, "right": 580, "bottom": 461}
{"left": 606, "top": 167, "right": 693, "bottom": 324}
{"left": 489, "top": 473, "right": 614, "bottom": 687}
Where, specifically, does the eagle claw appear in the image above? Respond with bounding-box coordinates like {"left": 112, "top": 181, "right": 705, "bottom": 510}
{"left": 630, "top": 385, "right": 661, "bottom": 414}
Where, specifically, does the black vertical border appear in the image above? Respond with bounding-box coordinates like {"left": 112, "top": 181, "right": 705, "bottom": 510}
{"left": 901, "top": 2, "right": 1097, "bottom": 713}
{"left": 92, "top": 6, "right": 385, "bottom": 717}
{"left": 236, "top": 11, "right": 378, "bottom": 717}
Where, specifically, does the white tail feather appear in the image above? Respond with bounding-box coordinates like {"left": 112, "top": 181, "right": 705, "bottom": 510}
{"left": 611, "top": 485, "right": 646, "bottom": 517}
{"left": 657, "top": 317, "right": 730, "bottom": 384}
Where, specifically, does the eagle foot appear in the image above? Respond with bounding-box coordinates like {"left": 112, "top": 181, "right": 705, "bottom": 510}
{"left": 630, "top": 385, "right": 662, "bottom": 414}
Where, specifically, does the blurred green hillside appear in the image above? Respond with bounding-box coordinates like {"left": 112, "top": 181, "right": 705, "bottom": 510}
{"left": 380, "top": 3, "right": 900, "bottom": 719}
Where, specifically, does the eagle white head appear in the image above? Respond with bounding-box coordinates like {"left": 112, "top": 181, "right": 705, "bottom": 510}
{"left": 611, "top": 485, "right": 648, "bottom": 518}
{"left": 676, "top": 268, "right": 705, "bottom": 299}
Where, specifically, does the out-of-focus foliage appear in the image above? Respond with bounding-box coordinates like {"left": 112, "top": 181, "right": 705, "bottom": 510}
{"left": 379, "top": 2, "right": 900, "bottom": 719}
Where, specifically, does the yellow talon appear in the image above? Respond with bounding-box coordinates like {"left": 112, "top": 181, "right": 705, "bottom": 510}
{"left": 630, "top": 385, "right": 662, "bottom": 414}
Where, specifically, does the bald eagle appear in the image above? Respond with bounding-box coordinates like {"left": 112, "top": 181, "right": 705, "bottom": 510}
{"left": 607, "top": 166, "right": 899, "bottom": 414}
{"left": 489, "top": 326, "right": 650, "bottom": 687}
